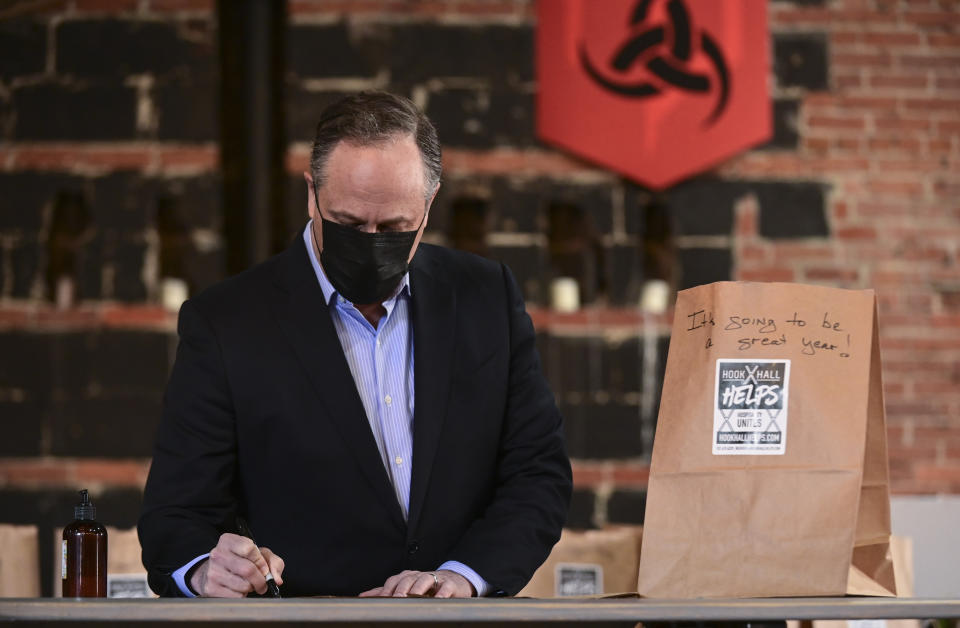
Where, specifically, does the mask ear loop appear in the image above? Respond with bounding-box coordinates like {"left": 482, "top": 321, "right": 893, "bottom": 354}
{"left": 416, "top": 202, "right": 429, "bottom": 232}
{"left": 311, "top": 181, "right": 326, "bottom": 252}
{"left": 411, "top": 189, "right": 434, "bottom": 238}
{"left": 312, "top": 181, "right": 325, "bottom": 221}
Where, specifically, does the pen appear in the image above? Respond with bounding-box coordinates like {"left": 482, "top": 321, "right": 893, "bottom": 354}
{"left": 236, "top": 515, "right": 282, "bottom": 598}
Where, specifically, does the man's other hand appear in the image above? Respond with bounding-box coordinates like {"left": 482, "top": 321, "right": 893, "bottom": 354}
{"left": 358, "top": 569, "right": 475, "bottom": 598}
{"left": 189, "top": 533, "right": 285, "bottom": 597}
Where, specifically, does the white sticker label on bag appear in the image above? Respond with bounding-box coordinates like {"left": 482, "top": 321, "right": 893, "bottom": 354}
{"left": 107, "top": 574, "right": 152, "bottom": 598}
{"left": 554, "top": 563, "right": 603, "bottom": 596}
{"left": 713, "top": 359, "right": 790, "bottom": 455}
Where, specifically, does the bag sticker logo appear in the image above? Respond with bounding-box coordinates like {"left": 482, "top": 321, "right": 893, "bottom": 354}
{"left": 714, "top": 359, "right": 790, "bottom": 455}
{"left": 555, "top": 563, "right": 604, "bottom": 596}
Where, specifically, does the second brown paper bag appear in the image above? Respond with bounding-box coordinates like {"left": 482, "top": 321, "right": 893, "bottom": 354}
{"left": 637, "top": 282, "right": 896, "bottom": 598}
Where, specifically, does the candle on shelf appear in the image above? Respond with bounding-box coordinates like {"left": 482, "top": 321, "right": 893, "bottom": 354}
{"left": 55, "top": 276, "right": 75, "bottom": 310}
{"left": 550, "top": 277, "right": 580, "bottom": 313}
{"left": 640, "top": 279, "right": 670, "bottom": 314}
{"left": 160, "top": 278, "right": 189, "bottom": 313}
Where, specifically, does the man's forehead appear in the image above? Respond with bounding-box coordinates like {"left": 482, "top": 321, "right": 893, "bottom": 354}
{"left": 325, "top": 138, "right": 422, "bottom": 179}
{"left": 317, "top": 135, "right": 426, "bottom": 223}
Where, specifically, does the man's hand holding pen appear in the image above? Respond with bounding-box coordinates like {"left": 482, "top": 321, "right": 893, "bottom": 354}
{"left": 189, "top": 533, "right": 285, "bottom": 598}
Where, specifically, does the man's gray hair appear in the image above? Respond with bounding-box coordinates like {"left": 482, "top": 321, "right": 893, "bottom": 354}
{"left": 309, "top": 91, "right": 442, "bottom": 199}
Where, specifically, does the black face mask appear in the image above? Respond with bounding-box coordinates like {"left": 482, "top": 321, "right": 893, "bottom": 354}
{"left": 313, "top": 194, "right": 426, "bottom": 305}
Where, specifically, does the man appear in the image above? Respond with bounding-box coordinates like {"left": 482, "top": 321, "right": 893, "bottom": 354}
{"left": 138, "top": 91, "right": 572, "bottom": 598}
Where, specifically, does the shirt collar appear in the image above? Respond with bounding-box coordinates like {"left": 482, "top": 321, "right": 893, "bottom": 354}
{"left": 302, "top": 220, "right": 411, "bottom": 308}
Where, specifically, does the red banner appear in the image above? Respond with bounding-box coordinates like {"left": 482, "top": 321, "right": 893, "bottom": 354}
{"left": 537, "top": 0, "right": 771, "bottom": 189}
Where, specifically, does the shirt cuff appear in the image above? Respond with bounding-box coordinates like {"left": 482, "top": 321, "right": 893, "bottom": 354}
{"left": 437, "top": 560, "right": 489, "bottom": 597}
{"left": 172, "top": 553, "right": 210, "bottom": 597}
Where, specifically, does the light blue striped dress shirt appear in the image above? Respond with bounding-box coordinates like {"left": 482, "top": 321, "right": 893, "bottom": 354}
{"left": 170, "top": 222, "right": 488, "bottom": 597}
{"left": 302, "top": 222, "right": 488, "bottom": 597}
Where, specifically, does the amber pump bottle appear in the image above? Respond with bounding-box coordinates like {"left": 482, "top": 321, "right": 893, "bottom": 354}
{"left": 62, "top": 489, "right": 107, "bottom": 597}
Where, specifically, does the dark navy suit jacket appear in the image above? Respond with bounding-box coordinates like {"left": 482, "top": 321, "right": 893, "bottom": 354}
{"left": 138, "top": 236, "right": 572, "bottom": 597}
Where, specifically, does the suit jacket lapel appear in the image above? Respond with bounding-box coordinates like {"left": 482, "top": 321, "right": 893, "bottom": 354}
{"left": 407, "top": 253, "right": 456, "bottom": 536}
{"left": 270, "top": 239, "right": 405, "bottom": 530}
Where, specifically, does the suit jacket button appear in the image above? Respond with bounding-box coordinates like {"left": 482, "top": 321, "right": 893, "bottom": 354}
{"left": 407, "top": 542, "right": 419, "bottom": 554}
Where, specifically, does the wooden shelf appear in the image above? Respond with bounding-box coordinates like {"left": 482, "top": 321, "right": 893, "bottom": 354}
{"left": 527, "top": 306, "right": 673, "bottom": 333}
{"left": 1, "top": 596, "right": 958, "bottom": 625}
{"left": 0, "top": 305, "right": 176, "bottom": 331}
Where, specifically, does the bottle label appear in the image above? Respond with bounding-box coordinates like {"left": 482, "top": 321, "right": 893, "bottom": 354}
{"left": 61, "top": 540, "right": 67, "bottom": 579}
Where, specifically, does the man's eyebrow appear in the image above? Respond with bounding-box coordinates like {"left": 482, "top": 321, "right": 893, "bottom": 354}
{"left": 326, "top": 208, "right": 366, "bottom": 224}
{"left": 377, "top": 216, "right": 408, "bottom": 228}
{"left": 327, "top": 208, "right": 410, "bottom": 228}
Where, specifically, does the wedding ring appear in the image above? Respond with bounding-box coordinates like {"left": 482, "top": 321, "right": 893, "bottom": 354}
{"left": 431, "top": 572, "right": 439, "bottom": 589}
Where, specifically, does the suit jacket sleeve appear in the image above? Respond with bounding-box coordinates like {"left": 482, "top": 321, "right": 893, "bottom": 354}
{"left": 138, "top": 299, "right": 239, "bottom": 597}
{"left": 446, "top": 264, "right": 573, "bottom": 595}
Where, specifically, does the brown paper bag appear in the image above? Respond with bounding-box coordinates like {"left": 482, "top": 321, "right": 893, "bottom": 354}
{"left": 0, "top": 524, "right": 40, "bottom": 597}
{"left": 519, "top": 526, "right": 643, "bottom": 597}
{"left": 789, "top": 537, "right": 919, "bottom": 628}
{"left": 637, "top": 282, "right": 896, "bottom": 598}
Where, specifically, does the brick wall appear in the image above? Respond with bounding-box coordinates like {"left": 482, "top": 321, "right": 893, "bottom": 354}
{"left": 0, "top": 0, "right": 958, "bottom": 593}
{"left": 0, "top": 0, "right": 218, "bottom": 593}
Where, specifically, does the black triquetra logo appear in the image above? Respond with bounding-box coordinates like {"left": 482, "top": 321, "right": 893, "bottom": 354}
{"left": 579, "top": 0, "right": 731, "bottom": 125}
